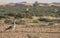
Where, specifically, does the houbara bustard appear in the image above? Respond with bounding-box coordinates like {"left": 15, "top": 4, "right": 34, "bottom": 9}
{"left": 4, "top": 25, "right": 13, "bottom": 31}
{"left": 4, "top": 20, "right": 16, "bottom": 31}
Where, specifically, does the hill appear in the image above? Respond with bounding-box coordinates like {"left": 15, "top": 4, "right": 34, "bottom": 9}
{"left": 0, "top": 2, "right": 7, "bottom": 6}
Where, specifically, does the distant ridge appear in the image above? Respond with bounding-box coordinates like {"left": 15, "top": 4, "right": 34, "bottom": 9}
{"left": 6, "top": 2, "right": 33, "bottom": 6}
{"left": 0, "top": 2, "right": 60, "bottom": 6}
{"left": 0, "top": 2, "right": 7, "bottom": 5}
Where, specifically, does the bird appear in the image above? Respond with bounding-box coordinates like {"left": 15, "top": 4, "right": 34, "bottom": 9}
{"left": 4, "top": 20, "right": 16, "bottom": 31}
{"left": 4, "top": 25, "right": 13, "bottom": 31}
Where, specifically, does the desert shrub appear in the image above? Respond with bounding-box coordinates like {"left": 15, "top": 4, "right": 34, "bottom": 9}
{"left": 27, "top": 34, "right": 39, "bottom": 38}
{"left": 0, "top": 4, "right": 60, "bottom": 19}
{"left": 15, "top": 30, "right": 19, "bottom": 32}
{"left": 4, "top": 19, "right": 26, "bottom": 25}
{"left": 0, "top": 15, "right": 8, "bottom": 19}
{"left": 15, "top": 20, "right": 26, "bottom": 25}
{"left": 55, "top": 19, "right": 60, "bottom": 23}
{"left": 5, "top": 12, "right": 17, "bottom": 17}
{"left": 48, "top": 22, "right": 54, "bottom": 25}
{"left": 25, "top": 13, "right": 33, "bottom": 19}
{"left": 27, "top": 34, "right": 31, "bottom": 38}
{"left": 38, "top": 18, "right": 54, "bottom": 22}
{"left": 15, "top": 13, "right": 24, "bottom": 18}
{"left": 4, "top": 19, "right": 13, "bottom": 24}
{"left": 0, "top": 15, "right": 5, "bottom": 19}
{"left": 32, "top": 20, "right": 39, "bottom": 23}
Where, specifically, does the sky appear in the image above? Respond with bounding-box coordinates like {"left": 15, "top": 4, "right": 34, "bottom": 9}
{"left": 0, "top": 0, "right": 60, "bottom": 3}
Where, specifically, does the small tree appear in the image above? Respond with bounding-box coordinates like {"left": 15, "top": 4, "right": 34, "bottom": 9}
{"left": 33, "top": 1, "right": 39, "bottom": 7}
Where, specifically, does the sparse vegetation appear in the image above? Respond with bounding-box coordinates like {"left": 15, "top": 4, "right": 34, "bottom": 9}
{"left": 27, "top": 34, "right": 39, "bottom": 38}
{"left": 4, "top": 19, "right": 13, "bottom": 24}
{"left": 38, "top": 18, "right": 53, "bottom": 22}
{"left": 0, "top": 4, "right": 60, "bottom": 19}
{"left": 32, "top": 20, "right": 39, "bottom": 23}
{"left": 0, "top": 2, "right": 60, "bottom": 38}
{"left": 15, "top": 20, "right": 26, "bottom": 25}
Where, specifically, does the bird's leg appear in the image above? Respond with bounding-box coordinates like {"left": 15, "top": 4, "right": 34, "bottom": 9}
{"left": 12, "top": 19, "right": 16, "bottom": 31}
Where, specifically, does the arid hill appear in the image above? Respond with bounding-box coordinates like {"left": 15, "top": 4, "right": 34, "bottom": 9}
{"left": 0, "top": 2, "right": 7, "bottom": 6}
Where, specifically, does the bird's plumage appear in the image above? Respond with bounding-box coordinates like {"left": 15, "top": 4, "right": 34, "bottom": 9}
{"left": 4, "top": 26, "right": 13, "bottom": 31}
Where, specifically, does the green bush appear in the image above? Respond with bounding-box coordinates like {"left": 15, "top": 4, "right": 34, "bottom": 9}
{"left": 32, "top": 20, "right": 39, "bottom": 23}
{"left": 27, "top": 34, "right": 39, "bottom": 38}
{"left": 4, "top": 19, "right": 13, "bottom": 24}
{"left": 0, "top": 5, "right": 60, "bottom": 19}
{"left": 15, "top": 20, "right": 26, "bottom": 25}
{"left": 38, "top": 18, "right": 54, "bottom": 22}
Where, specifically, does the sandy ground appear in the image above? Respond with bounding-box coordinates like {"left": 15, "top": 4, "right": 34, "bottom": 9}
{"left": 0, "top": 23, "right": 60, "bottom": 38}
{"left": 0, "top": 16, "right": 60, "bottom": 38}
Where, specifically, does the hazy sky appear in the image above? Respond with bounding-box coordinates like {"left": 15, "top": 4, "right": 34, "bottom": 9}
{"left": 0, "top": 0, "right": 60, "bottom": 3}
